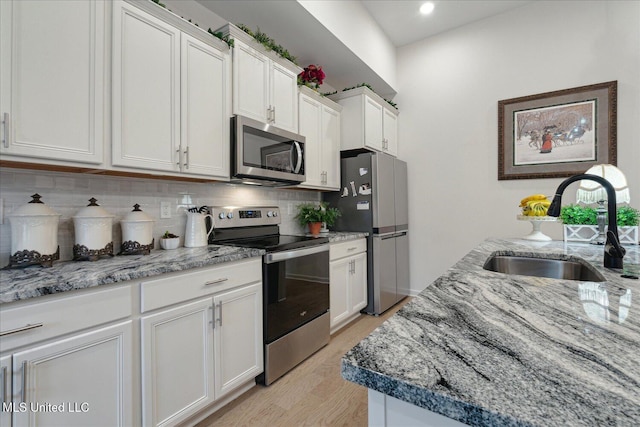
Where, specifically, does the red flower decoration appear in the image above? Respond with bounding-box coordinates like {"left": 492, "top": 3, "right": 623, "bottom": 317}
{"left": 298, "top": 64, "right": 325, "bottom": 89}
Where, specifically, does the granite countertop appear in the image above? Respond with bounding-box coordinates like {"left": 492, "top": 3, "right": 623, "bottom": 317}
{"left": 342, "top": 238, "right": 640, "bottom": 426}
{"left": 0, "top": 231, "right": 367, "bottom": 305}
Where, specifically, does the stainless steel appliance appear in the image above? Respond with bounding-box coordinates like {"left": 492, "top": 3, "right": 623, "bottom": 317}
{"left": 208, "top": 206, "right": 329, "bottom": 385}
{"left": 324, "top": 151, "right": 409, "bottom": 314}
{"left": 232, "top": 115, "right": 306, "bottom": 186}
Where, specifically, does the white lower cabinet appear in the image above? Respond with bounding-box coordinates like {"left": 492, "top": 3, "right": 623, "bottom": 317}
{"left": 141, "top": 299, "right": 215, "bottom": 427}
{"left": 140, "top": 259, "right": 263, "bottom": 427}
{"left": 330, "top": 239, "right": 368, "bottom": 334}
{"left": 1, "top": 355, "right": 12, "bottom": 427}
{"left": 11, "top": 321, "right": 132, "bottom": 427}
{"left": 0, "top": 284, "right": 133, "bottom": 427}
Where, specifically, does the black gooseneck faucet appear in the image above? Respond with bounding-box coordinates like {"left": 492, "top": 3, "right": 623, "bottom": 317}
{"left": 546, "top": 174, "right": 626, "bottom": 269}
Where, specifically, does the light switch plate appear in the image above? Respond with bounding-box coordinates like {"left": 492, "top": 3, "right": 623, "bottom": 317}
{"left": 160, "top": 202, "right": 171, "bottom": 219}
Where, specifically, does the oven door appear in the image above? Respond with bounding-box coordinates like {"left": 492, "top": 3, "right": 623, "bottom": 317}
{"left": 263, "top": 244, "right": 329, "bottom": 344}
{"left": 233, "top": 115, "right": 306, "bottom": 184}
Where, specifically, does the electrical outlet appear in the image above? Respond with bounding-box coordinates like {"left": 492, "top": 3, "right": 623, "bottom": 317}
{"left": 160, "top": 202, "right": 172, "bottom": 219}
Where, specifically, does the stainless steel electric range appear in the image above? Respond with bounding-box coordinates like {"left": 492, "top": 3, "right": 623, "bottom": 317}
{"left": 208, "top": 206, "right": 330, "bottom": 385}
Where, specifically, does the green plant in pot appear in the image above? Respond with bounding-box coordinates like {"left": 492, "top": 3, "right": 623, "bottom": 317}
{"left": 295, "top": 202, "right": 341, "bottom": 235}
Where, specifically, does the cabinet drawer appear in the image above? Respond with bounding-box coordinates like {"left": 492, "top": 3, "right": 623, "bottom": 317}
{"left": 140, "top": 258, "right": 262, "bottom": 313}
{"left": 330, "top": 238, "right": 367, "bottom": 261}
{"left": 0, "top": 284, "right": 131, "bottom": 352}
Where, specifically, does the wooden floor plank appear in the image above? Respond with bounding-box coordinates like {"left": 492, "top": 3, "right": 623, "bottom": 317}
{"left": 196, "top": 298, "right": 409, "bottom": 427}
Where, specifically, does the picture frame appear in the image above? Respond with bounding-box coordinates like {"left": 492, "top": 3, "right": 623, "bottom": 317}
{"left": 261, "top": 144, "right": 291, "bottom": 171}
{"left": 498, "top": 81, "right": 617, "bottom": 180}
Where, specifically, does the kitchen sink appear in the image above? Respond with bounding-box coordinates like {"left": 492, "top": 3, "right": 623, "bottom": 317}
{"left": 483, "top": 254, "right": 605, "bottom": 282}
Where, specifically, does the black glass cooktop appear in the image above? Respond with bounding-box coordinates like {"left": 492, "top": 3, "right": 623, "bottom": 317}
{"left": 219, "top": 234, "right": 329, "bottom": 252}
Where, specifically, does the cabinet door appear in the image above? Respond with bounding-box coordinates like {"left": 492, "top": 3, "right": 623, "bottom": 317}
{"left": 330, "top": 257, "right": 351, "bottom": 329}
{"left": 298, "top": 93, "right": 322, "bottom": 188}
{"left": 112, "top": 1, "right": 180, "bottom": 172}
{"left": 0, "top": 0, "right": 105, "bottom": 164}
{"left": 363, "top": 96, "right": 383, "bottom": 151}
{"left": 232, "top": 41, "right": 269, "bottom": 123}
{"left": 0, "top": 355, "right": 10, "bottom": 427}
{"left": 270, "top": 62, "right": 298, "bottom": 133}
{"left": 213, "top": 282, "right": 263, "bottom": 398}
{"left": 350, "top": 252, "right": 368, "bottom": 313}
{"left": 181, "top": 33, "right": 230, "bottom": 178}
{"left": 383, "top": 107, "right": 398, "bottom": 156}
{"left": 141, "top": 298, "right": 214, "bottom": 427}
{"left": 12, "top": 321, "right": 132, "bottom": 427}
{"left": 321, "top": 105, "right": 341, "bottom": 190}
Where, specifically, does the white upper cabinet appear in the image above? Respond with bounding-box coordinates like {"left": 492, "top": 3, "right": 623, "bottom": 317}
{"left": 0, "top": 0, "right": 106, "bottom": 165}
{"left": 219, "top": 24, "right": 301, "bottom": 133}
{"left": 329, "top": 86, "right": 399, "bottom": 156}
{"left": 112, "top": 1, "right": 180, "bottom": 173}
{"left": 180, "top": 33, "right": 230, "bottom": 178}
{"left": 298, "top": 86, "right": 341, "bottom": 190}
{"left": 112, "top": 0, "right": 230, "bottom": 179}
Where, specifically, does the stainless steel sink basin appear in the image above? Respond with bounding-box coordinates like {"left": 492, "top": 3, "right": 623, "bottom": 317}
{"left": 483, "top": 254, "right": 605, "bottom": 282}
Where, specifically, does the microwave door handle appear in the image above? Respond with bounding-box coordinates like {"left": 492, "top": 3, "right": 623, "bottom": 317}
{"left": 290, "top": 141, "right": 303, "bottom": 173}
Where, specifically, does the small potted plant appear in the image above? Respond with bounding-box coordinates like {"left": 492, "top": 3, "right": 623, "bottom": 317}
{"left": 160, "top": 231, "right": 180, "bottom": 250}
{"left": 295, "top": 202, "right": 341, "bottom": 236}
{"left": 561, "top": 204, "right": 639, "bottom": 244}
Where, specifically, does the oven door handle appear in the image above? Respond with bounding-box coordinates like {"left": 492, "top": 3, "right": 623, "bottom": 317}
{"left": 264, "top": 244, "right": 328, "bottom": 264}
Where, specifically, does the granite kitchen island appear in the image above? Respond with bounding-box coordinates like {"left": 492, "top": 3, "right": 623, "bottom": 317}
{"left": 342, "top": 238, "right": 640, "bottom": 426}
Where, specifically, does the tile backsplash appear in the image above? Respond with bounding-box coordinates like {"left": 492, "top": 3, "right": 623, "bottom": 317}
{"left": 0, "top": 168, "right": 321, "bottom": 266}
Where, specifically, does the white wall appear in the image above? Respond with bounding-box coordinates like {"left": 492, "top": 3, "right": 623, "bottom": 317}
{"left": 298, "top": 0, "right": 397, "bottom": 93}
{"left": 397, "top": 1, "right": 640, "bottom": 292}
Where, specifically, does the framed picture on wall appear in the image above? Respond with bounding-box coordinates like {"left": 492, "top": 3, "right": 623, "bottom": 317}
{"left": 498, "top": 81, "right": 617, "bottom": 180}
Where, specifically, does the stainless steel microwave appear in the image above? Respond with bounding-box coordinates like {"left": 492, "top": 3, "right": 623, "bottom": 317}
{"left": 232, "top": 115, "right": 305, "bottom": 186}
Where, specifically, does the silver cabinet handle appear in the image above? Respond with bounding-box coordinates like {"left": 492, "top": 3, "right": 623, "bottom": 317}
{"left": 183, "top": 147, "right": 189, "bottom": 169}
{"left": 0, "top": 323, "right": 44, "bottom": 337}
{"left": 2, "top": 113, "right": 9, "bottom": 148}
{"left": 215, "top": 302, "right": 223, "bottom": 327}
{"left": 176, "top": 148, "right": 182, "bottom": 167}
{"left": 204, "top": 278, "right": 228, "bottom": 286}
{"left": 209, "top": 305, "right": 215, "bottom": 329}
{"left": 1, "top": 366, "right": 6, "bottom": 405}
{"left": 347, "top": 247, "right": 358, "bottom": 251}
{"left": 21, "top": 361, "right": 27, "bottom": 403}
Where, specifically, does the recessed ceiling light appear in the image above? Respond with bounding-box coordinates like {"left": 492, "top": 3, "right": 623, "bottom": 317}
{"left": 420, "top": 2, "right": 435, "bottom": 15}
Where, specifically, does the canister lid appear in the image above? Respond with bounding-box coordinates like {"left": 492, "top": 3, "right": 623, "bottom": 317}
{"left": 9, "top": 194, "right": 60, "bottom": 217}
{"left": 121, "top": 203, "right": 154, "bottom": 223}
{"left": 73, "top": 198, "right": 114, "bottom": 219}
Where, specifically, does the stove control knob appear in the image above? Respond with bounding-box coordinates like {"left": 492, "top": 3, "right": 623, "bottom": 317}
{"left": 267, "top": 211, "right": 273, "bottom": 217}
{"left": 227, "top": 212, "right": 234, "bottom": 219}
{"left": 218, "top": 212, "right": 225, "bottom": 220}
{"left": 273, "top": 211, "right": 278, "bottom": 217}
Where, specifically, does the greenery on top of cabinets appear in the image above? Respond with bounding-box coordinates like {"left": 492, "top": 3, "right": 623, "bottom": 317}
{"left": 207, "top": 28, "right": 234, "bottom": 48}
{"left": 337, "top": 83, "right": 398, "bottom": 110}
{"left": 236, "top": 24, "right": 297, "bottom": 65}
{"left": 148, "top": 0, "right": 233, "bottom": 47}
{"left": 560, "top": 204, "right": 640, "bottom": 226}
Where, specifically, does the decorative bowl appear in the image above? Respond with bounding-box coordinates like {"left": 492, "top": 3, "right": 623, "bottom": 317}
{"left": 160, "top": 237, "right": 180, "bottom": 250}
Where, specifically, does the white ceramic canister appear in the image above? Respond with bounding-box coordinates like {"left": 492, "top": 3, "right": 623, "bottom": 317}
{"left": 120, "top": 204, "right": 155, "bottom": 255}
{"left": 7, "top": 194, "right": 61, "bottom": 268}
{"left": 72, "top": 197, "right": 115, "bottom": 261}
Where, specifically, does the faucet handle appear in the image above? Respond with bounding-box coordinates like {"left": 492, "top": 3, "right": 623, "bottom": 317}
{"left": 605, "top": 230, "right": 626, "bottom": 258}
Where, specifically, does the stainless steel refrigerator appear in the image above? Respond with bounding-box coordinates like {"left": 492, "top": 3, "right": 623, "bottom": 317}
{"left": 324, "top": 151, "right": 409, "bottom": 315}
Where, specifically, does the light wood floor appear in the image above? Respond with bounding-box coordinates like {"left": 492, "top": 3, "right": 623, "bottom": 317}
{"left": 196, "top": 299, "right": 409, "bottom": 427}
